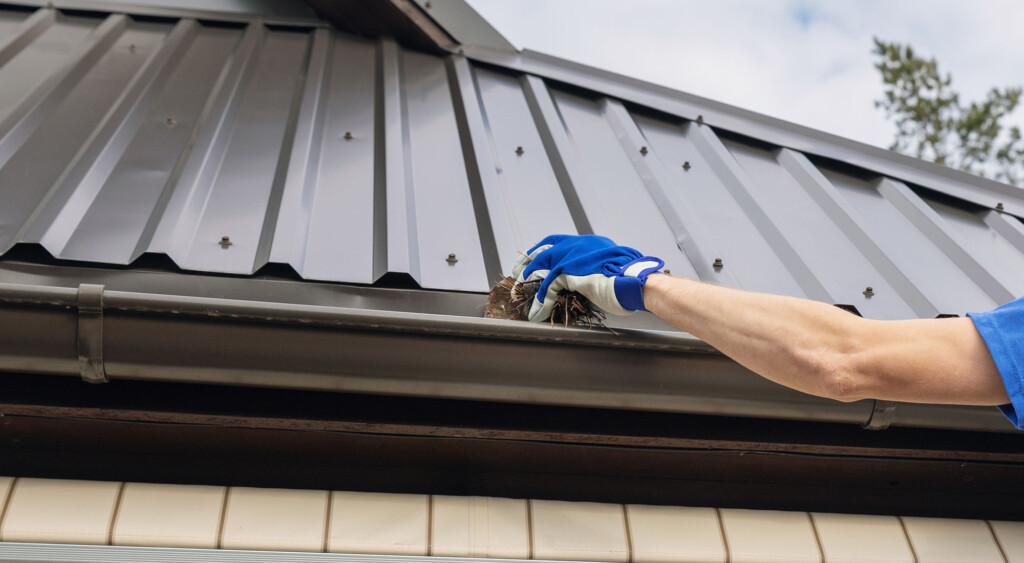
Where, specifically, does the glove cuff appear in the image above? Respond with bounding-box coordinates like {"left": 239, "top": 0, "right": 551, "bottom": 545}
{"left": 614, "top": 256, "right": 664, "bottom": 311}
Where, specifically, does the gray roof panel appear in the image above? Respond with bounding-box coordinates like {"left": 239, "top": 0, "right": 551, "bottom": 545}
{"left": 547, "top": 90, "right": 695, "bottom": 278}
{"left": 43, "top": 21, "right": 238, "bottom": 263}
{"left": 401, "top": 47, "right": 489, "bottom": 291}
{"left": 466, "top": 46, "right": 1024, "bottom": 218}
{"left": 822, "top": 168, "right": 1000, "bottom": 314}
{"left": 270, "top": 30, "right": 378, "bottom": 284}
{"left": 0, "top": 6, "right": 1022, "bottom": 319}
{"left": 466, "top": 66, "right": 579, "bottom": 269}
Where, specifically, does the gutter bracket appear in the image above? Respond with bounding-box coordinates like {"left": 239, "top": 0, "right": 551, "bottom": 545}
{"left": 862, "top": 400, "right": 897, "bottom": 430}
{"left": 77, "top": 283, "right": 107, "bottom": 384}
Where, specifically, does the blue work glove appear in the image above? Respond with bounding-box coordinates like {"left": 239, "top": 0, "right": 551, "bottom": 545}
{"left": 511, "top": 235, "right": 664, "bottom": 322}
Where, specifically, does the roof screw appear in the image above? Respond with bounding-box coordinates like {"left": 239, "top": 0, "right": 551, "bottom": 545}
{"left": 682, "top": 161, "right": 691, "bottom": 171}
{"left": 712, "top": 258, "right": 723, "bottom": 270}
{"left": 639, "top": 146, "right": 648, "bottom": 155}
{"left": 165, "top": 117, "right": 176, "bottom": 127}
{"left": 696, "top": 115, "right": 704, "bottom": 124}
{"left": 515, "top": 146, "right": 524, "bottom": 156}
{"left": 996, "top": 202, "right": 1004, "bottom": 211}
{"left": 219, "top": 236, "right": 233, "bottom": 248}
{"left": 446, "top": 253, "right": 458, "bottom": 265}
{"left": 425, "top": 0, "right": 432, "bottom": 7}
{"left": 344, "top": 131, "right": 353, "bottom": 140}
{"left": 129, "top": 44, "right": 136, "bottom": 53}
{"left": 863, "top": 286, "right": 874, "bottom": 297}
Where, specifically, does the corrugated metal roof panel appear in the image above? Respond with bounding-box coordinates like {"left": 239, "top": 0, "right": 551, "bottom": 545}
{"left": 270, "top": 29, "right": 378, "bottom": 284}
{"left": 0, "top": 6, "right": 1022, "bottom": 317}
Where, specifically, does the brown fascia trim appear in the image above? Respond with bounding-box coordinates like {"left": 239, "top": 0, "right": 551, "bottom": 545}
{"left": 0, "top": 281, "right": 1013, "bottom": 433}
{"left": 305, "top": 0, "right": 458, "bottom": 54}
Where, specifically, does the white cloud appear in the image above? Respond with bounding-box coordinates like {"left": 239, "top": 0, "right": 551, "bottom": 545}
{"left": 467, "top": 0, "right": 1024, "bottom": 150}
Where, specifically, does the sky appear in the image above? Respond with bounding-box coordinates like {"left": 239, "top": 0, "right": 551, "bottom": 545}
{"left": 464, "top": 0, "right": 1024, "bottom": 150}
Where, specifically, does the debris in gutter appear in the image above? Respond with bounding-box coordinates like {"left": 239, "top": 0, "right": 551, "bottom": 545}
{"left": 484, "top": 255, "right": 608, "bottom": 329}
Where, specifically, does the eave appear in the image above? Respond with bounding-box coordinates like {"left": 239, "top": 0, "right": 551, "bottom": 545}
{"left": 0, "top": 260, "right": 1013, "bottom": 434}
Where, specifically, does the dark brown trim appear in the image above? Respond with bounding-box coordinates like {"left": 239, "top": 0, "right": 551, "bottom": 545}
{"left": 1, "top": 402, "right": 1021, "bottom": 463}
{"left": 2, "top": 413, "right": 1024, "bottom": 521}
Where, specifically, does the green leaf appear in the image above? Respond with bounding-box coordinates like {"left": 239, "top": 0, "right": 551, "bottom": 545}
{"left": 873, "top": 37, "right": 1023, "bottom": 185}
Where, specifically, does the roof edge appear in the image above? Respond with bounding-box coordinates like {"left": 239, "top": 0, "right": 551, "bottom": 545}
{"left": 305, "top": 0, "right": 458, "bottom": 54}
{"left": 409, "top": 0, "right": 516, "bottom": 52}
{"left": 0, "top": 0, "right": 327, "bottom": 27}
{"left": 462, "top": 46, "right": 1024, "bottom": 218}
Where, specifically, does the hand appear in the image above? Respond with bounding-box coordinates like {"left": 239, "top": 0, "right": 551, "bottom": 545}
{"left": 512, "top": 235, "right": 664, "bottom": 322}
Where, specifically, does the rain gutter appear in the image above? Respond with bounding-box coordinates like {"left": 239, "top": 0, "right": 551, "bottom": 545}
{"left": 0, "top": 282, "right": 1011, "bottom": 433}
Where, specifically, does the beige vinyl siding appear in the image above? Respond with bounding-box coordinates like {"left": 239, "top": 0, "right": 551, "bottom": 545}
{"left": 900, "top": 516, "right": 1007, "bottom": 562}
{"left": 0, "top": 476, "right": 1019, "bottom": 562}
{"left": 719, "top": 508, "right": 820, "bottom": 563}
{"left": 0, "top": 477, "right": 13, "bottom": 516}
{"left": 112, "top": 483, "right": 225, "bottom": 548}
{"left": 0, "top": 478, "right": 121, "bottom": 545}
{"left": 991, "top": 521, "right": 1024, "bottom": 563}
{"left": 431, "top": 495, "right": 530, "bottom": 559}
{"left": 810, "top": 513, "right": 914, "bottom": 563}
{"left": 530, "top": 500, "right": 629, "bottom": 562}
{"left": 626, "top": 505, "right": 726, "bottom": 562}
{"left": 220, "top": 487, "right": 329, "bottom": 552}
{"left": 327, "top": 491, "right": 429, "bottom": 555}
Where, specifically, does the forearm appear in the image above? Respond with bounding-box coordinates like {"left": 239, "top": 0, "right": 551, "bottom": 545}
{"left": 642, "top": 274, "right": 867, "bottom": 400}
{"left": 513, "top": 234, "right": 1009, "bottom": 406}
{"left": 642, "top": 274, "right": 1009, "bottom": 405}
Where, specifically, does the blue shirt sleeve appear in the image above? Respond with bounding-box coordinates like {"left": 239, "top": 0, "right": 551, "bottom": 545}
{"left": 968, "top": 296, "right": 1024, "bottom": 429}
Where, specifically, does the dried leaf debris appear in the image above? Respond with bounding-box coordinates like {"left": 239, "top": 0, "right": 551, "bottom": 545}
{"left": 484, "top": 276, "right": 607, "bottom": 329}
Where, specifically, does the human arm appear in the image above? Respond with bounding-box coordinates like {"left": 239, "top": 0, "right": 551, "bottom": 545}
{"left": 642, "top": 273, "right": 1010, "bottom": 405}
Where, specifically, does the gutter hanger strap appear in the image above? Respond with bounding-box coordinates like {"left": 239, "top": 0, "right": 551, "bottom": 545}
{"left": 77, "top": 283, "right": 107, "bottom": 384}
{"left": 863, "top": 399, "right": 897, "bottom": 430}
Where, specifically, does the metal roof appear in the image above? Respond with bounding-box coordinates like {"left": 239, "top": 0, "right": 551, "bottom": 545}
{"left": 0, "top": 4, "right": 1022, "bottom": 319}
{"left": 1, "top": 4, "right": 1022, "bottom": 321}
{"left": 1, "top": 3, "right": 1024, "bottom": 435}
